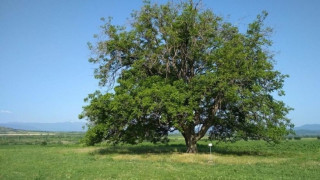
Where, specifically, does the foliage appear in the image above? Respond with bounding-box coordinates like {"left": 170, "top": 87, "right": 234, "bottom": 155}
{"left": 80, "top": 0, "right": 293, "bottom": 152}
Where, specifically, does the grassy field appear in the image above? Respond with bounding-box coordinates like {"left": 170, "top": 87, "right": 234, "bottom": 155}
{"left": 0, "top": 134, "right": 319, "bottom": 179}
{"left": 0, "top": 132, "right": 84, "bottom": 146}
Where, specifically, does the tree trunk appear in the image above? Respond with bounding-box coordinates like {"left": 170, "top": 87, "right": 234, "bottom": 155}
{"left": 183, "top": 133, "right": 198, "bottom": 153}
{"left": 186, "top": 140, "right": 198, "bottom": 153}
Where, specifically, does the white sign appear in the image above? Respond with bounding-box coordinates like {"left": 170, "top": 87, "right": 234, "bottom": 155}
{"left": 208, "top": 143, "right": 212, "bottom": 147}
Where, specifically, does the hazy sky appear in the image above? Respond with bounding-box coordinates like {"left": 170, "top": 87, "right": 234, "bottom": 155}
{"left": 1, "top": 0, "right": 319, "bottom": 127}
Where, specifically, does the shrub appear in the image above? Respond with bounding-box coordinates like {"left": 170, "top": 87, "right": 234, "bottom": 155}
{"left": 294, "top": 137, "right": 301, "bottom": 140}
{"left": 41, "top": 141, "right": 47, "bottom": 146}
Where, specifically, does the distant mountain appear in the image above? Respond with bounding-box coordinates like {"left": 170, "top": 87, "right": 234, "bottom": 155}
{"left": 295, "top": 124, "right": 320, "bottom": 131}
{"left": 294, "top": 124, "right": 320, "bottom": 136}
{"left": 0, "top": 122, "right": 87, "bottom": 132}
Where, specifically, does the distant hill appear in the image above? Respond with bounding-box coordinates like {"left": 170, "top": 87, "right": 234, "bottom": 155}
{"left": 0, "top": 126, "right": 27, "bottom": 134}
{"left": 294, "top": 124, "right": 320, "bottom": 136}
{"left": 0, "top": 122, "right": 87, "bottom": 132}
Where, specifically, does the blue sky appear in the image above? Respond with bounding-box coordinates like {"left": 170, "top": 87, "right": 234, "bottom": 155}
{"left": 0, "top": 0, "right": 319, "bottom": 127}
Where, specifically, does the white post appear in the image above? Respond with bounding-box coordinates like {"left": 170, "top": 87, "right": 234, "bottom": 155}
{"left": 208, "top": 143, "right": 213, "bottom": 163}
{"left": 208, "top": 143, "right": 212, "bottom": 154}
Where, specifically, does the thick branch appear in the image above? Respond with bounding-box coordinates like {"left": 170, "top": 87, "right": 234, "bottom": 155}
{"left": 196, "top": 97, "right": 221, "bottom": 140}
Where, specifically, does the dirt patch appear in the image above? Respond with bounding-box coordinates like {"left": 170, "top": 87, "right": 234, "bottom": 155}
{"left": 74, "top": 147, "right": 99, "bottom": 153}
{"left": 57, "top": 147, "right": 99, "bottom": 154}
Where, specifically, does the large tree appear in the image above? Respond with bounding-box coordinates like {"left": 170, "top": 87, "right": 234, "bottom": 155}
{"left": 80, "top": 0, "right": 293, "bottom": 153}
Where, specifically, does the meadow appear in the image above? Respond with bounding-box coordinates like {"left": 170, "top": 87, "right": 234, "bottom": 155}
{"left": 0, "top": 133, "right": 319, "bottom": 179}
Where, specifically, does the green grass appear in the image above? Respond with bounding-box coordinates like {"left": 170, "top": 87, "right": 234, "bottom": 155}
{"left": 0, "top": 135, "right": 319, "bottom": 179}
